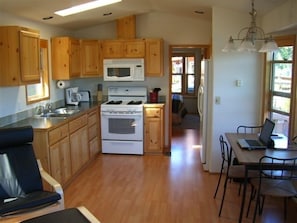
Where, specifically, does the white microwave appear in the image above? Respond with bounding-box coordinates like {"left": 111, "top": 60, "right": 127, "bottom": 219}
{"left": 103, "top": 58, "right": 145, "bottom": 81}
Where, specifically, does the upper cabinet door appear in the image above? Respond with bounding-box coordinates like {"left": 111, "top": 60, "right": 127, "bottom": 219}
{"left": 19, "top": 30, "right": 40, "bottom": 82}
{"left": 145, "top": 39, "right": 164, "bottom": 77}
{"left": 102, "top": 39, "right": 145, "bottom": 59}
{"left": 124, "top": 40, "right": 145, "bottom": 58}
{"left": 81, "top": 40, "right": 103, "bottom": 77}
{"left": 51, "top": 37, "right": 81, "bottom": 80}
{"left": 0, "top": 26, "right": 40, "bottom": 86}
{"left": 69, "top": 39, "right": 81, "bottom": 78}
{"left": 116, "top": 15, "right": 136, "bottom": 39}
{"left": 102, "top": 40, "right": 124, "bottom": 58}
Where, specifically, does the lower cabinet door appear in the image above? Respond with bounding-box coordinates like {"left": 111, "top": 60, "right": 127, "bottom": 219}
{"left": 70, "top": 126, "right": 89, "bottom": 174}
{"left": 50, "top": 136, "right": 71, "bottom": 185}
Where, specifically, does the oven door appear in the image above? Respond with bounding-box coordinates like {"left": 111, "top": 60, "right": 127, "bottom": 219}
{"left": 101, "top": 111, "right": 143, "bottom": 141}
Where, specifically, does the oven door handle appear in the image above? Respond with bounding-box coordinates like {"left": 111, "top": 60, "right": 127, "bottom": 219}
{"left": 101, "top": 112, "right": 143, "bottom": 116}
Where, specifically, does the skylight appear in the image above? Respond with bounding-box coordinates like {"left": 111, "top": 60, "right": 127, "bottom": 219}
{"left": 55, "top": 0, "right": 122, "bottom": 17}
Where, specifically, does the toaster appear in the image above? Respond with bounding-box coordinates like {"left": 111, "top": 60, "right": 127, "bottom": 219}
{"left": 79, "top": 90, "right": 91, "bottom": 102}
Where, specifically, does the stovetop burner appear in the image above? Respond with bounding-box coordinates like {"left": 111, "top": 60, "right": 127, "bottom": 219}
{"left": 128, "top": 100, "right": 143, "bottom": 105}
{"left": 103, "top": 87, "right": 147, "bottom": 107}
{"left": 106, "top": 100, "right": 122, "bottom": 105}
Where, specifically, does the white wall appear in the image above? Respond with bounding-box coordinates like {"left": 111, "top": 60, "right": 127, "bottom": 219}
{"left": 262, "top": 0, "right": 297, "bottom": 33}
{"left": 136, "top": 11, "right": 211, "bottom": 44}
{"left": 209, "top": 7, "right": 263, "bottom": 172}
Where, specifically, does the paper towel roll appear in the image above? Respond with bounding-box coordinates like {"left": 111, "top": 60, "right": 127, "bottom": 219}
{"left": 56, "top": 80, "right": 70, "bottom": 89}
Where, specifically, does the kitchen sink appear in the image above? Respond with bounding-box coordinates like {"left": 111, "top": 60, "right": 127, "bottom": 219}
{"left": 34, "top": 107, "right": 80, "bottom": 118}
{"left": 39, "top": 113, "right": 69, "bottom": 118}
{"left": 54, "top": 107, "right": 80, "bottom": 115}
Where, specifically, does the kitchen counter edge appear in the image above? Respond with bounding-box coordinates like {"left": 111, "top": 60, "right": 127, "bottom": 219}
{"left": 3, "top": 102, "right": 102, "bottom": 130}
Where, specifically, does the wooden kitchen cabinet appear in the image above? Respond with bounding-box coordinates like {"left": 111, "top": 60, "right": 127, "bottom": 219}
{"left": 32, "top": 130, "right": 51, "bottom": 173}
{"left": 32, "top": 107, "right": 100, "bottom": 188}
{"left": 48, "top": 123, "right": 71, "bottom": 186}
{"left": 125, "top": 39, "right": 145, "bottom": 58}
{"left": 117, "top": 15, "right": 136, "bottom": 39}
{"left": 33, "top": 123, "right": 71, "bottom": 187}
{"left": 145, "top": 38, "right": 164, "bottom": 77}
{"left": 49, "top": 135, "right": 71, "bottom": 186}
{"left": 51, "top": 37, "right": 81, "bottom": 80}
{"left": 144, "top": 104, "right": 165, "bottom": 153}
{"left": 50, "top": 36, "right": 163, "bottom": 80}
{"left": 0, "top": 26, "right": 40, "bottom": 86}
{"left": 102, "top": 39, "right": 145, "bottom": 58}
{"left": 69, "top": 114, "right": 89, "bottom": 175}
{"left": 81, "top": 40, "right": 103, "bottom": 77}
{"left": 88, "top": 107, "right": 100, "bottom": 157}
{"left": 102, "top": 40, "right": 123, "bottom": 58}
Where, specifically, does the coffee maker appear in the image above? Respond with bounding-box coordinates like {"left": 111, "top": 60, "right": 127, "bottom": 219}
{"left": 65, "top": 87, "right": 82, "bottom": 105}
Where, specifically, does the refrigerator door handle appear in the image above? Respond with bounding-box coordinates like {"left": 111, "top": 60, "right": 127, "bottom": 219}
{"left": 197, "top": 85, "right": 203, "bottom": 117}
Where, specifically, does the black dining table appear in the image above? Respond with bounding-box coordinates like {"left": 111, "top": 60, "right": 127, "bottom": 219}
{"left": 225, "top": 133, "right": 297, "bottom": 223}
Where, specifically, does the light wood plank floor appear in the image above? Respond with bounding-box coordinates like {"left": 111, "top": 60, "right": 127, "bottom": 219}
{"left": 65, "top": 128, "right": 297, "bottom": 223}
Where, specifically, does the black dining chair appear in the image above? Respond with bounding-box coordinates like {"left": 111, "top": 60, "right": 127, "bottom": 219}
{"left": 214, "top": 135, "right": 250, "bottom": 216}
{"left": 234, "top": 124, "right": 263, "bottom": 165}
{"left": 236, "top": 125, "right": 263, "bottom": 134}
{"left": 291, "top": 135, "right": 297, "bottom": 144}
{"left": 247, "top": 155, "right": 297, "bottom": 223}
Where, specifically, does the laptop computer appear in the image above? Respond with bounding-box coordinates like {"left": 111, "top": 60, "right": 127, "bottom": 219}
{"left": 237, "top": 118, "right": 275, "bottom": 150}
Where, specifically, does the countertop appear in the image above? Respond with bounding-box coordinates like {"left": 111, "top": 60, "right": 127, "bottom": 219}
{"left": 3, "top": 102, "right": 100, "bottom": 130}
{"left": 3, "top": 101, "right": 165, "bottom": 130}
{"left": 144, "top": 103, "right": 165, "bottom": 108}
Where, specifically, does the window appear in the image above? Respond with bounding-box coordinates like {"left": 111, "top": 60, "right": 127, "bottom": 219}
{"left": 269, "top": 46, "right": 293, "bottom": 135}
{"left": 263, "top": 35, "right": 296, "bottom": 137}
{"left": 26, "top": 39, "right": 50, "bottom": 104}
{"left": 171, "top": 54, "right": 196, "bottom": 95}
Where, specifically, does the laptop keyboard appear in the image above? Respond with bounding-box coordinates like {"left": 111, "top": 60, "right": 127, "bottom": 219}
{"left": 246, "top": 139, "right": 261, "bottom": 146}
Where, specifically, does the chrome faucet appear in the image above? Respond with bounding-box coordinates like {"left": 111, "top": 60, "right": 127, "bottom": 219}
{"left": 45, "top": 103, "right": 53, "bottom": 113}
{"left": 35, "top": 105, "right": 45, "bottom": 115}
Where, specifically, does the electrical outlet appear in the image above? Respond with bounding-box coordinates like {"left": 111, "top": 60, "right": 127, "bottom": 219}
{"left": 236, "top": 80, "right": 243, "bottom": 87}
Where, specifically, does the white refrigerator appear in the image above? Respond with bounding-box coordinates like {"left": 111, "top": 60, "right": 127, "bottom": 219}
{"left": 197, "top": 59, "right": 212, "bottom": 171}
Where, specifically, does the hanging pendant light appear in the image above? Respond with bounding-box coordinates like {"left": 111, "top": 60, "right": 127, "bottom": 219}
{"left": 238, "top": 38, "right": 257, "bottom": 52}
{"left": 222, "top": 36, "right": 236, "bottom": 52}
{"left": 259, "top": 36, "right": 279, "bottom": 52}
{"left": 222, "top": 0, "right": 278, "bottom": 53}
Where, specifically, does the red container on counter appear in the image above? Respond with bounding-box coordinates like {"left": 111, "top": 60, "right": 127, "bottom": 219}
{"left": 150, "top": 92, "right": 158, "bottom": 103}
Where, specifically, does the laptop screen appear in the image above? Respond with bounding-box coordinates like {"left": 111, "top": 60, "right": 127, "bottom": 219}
{"left": 259, "top": 118, "right": 275, "bottom": 144}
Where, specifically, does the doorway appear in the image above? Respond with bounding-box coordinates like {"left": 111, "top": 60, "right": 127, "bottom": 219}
{"left": 169, "top": 44, "right": 211, "bottom": 154}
